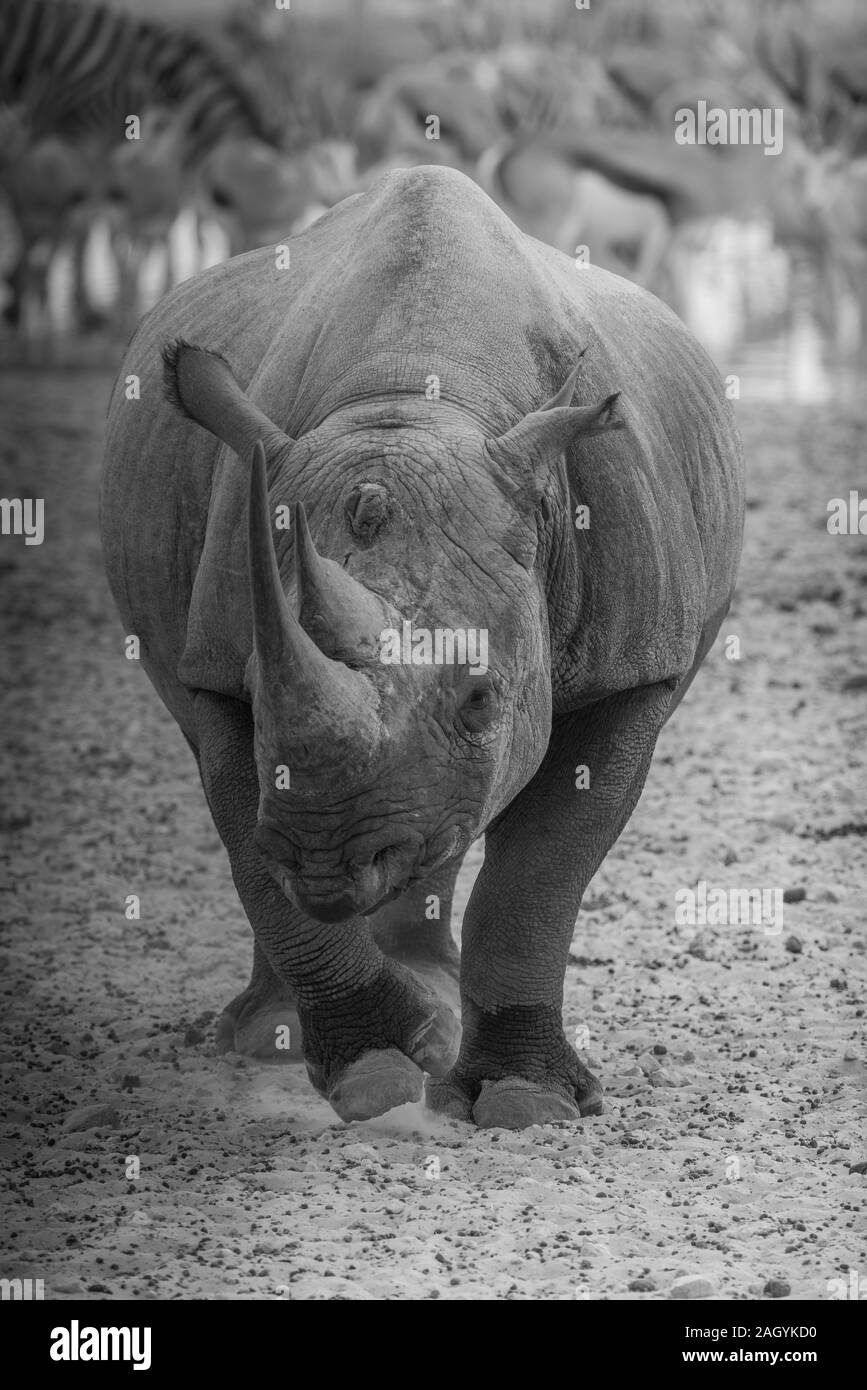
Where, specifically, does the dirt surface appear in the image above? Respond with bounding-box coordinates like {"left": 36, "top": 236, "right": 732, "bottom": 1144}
{"left": 1, "top": 367, "right": 864, "bottom": 1301}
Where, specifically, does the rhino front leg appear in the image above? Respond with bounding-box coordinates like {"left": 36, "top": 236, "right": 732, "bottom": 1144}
{"left": 427, "top": 680, "right": 676, "bottom": 1129}
{"left": 194, "top": 691, "right": 460, "bottom": 1119}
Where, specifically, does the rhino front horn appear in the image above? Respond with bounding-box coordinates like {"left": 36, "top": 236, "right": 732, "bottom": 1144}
{"left": 247, "top": 442, "right": 382, "bottom": 764}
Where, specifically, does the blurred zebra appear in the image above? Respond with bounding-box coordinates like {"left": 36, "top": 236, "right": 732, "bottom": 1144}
{"left": 0, "top": 0, "right": 275, "bottom": 156}
{"left": 0, "top": 0, "right": 276, "bottom": 332}
{"left": 199, "top": 138, "right": 359, "bottom": 257}
{"left": 0, "top": 104, "right": 94, "bottom": 332}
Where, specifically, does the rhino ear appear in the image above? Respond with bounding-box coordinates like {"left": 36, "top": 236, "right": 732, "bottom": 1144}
{"left": 162, "top": 339, "right": 294, "bottom": 460}
{"left": 486, "top": 364, "right": 624, "bottom": 505}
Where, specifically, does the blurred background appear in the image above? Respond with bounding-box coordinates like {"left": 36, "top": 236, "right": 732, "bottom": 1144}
{"left": 1, "top": 0, "right": 866, "bottom": 400}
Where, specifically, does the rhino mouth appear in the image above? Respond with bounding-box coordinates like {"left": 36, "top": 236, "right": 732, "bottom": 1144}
{"left": 256, "top": 829, "right": 415, "bottom": 923}
{"left": 294, "top": 882, "right": 404, "bottom": 923}
{"left": 290, "top": 873, "right": 410, "bottom": 923}
{"left": 256, "top": 821, "right": 467, "bottom": 923}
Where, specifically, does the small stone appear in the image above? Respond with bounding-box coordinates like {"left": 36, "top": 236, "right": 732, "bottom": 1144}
{"left": 755, "top": 755, "right": 788, "bottom": 773}
{"left": 183, "top": 1026, "right": 205, "bottom": 1046}
{"left": 341, "top": 1143, "right": 381, "bottom": 1165}
{"left": 848, "top": 1160, "right": 867, "bottom": 1175}
{"left": 782, "top": 887, "right": 806, "bottom": 904}
{"left": 53, "top": 1278, "right": 85, "bottom": 1294}
{"left": 628, "top": 1276, "right": 656, "bottom": 1292}
{"left": 669, "top": 1275, "right": 716, "bottom": 1300}
{"left": 763, "top": 1278, "right": 791, "bottom": 1299}
{"left": 649, "top": 1068, "right": 678, "bottom": 1088}
{"left": 62, "top": 1103, "right": 120, "bottom": 1132}
{"left": 652, "top": 1044, "right": 667, "bottom": 1056}
{"left": 784, "top": 935, "right": 803, "bottom": 954}
{"left": 816, "top": 888, "right": 840, "bottom": 903}
{"left": 637, "top": 1052, "right": 662, "bottom": 1074}
{"left": 580, "top": 1240, "right": 606, "bottom": 1257}
{"left": 256, "top": 1171, "right": 307, "bottom": 1193}
{"left": 681, "top": 1050, "right": 696, "bottom": 1063}
{"left": 120, "top": 1074, "right": 140, "bottom": 1089}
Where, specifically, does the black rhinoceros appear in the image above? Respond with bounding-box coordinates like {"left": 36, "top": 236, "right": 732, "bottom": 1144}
{"left": 100, "top": 165, "right": 743, "bottom": 1129}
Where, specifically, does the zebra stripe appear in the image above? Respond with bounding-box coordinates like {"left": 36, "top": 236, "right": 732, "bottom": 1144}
{"left": 0, "top": 0, "right": 275, "bottom": 155}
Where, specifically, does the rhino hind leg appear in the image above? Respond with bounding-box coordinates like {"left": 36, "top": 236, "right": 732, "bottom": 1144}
{"left": 368, "top": 862, "right": 463, "bottom": 1019}
{"left": 426, "top": 681, "right": 676, "bottom": 1129}
{"left": 215, "top": 940, "right": 304, "bottom": 1063}
{"left": 184, "top": 721, "right": 302, "bottom": 1064}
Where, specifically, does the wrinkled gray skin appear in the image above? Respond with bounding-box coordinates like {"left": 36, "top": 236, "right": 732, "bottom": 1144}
{"left": 100, "top": 166, "right": 744, "bottom": 1129}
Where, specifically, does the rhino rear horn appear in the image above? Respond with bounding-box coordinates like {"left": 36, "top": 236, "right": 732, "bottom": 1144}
{"left": 162, "top": 339, "right": 293, "bottom": 462}
{"left": 294, "top": 502, "right": 391, "bottom": 660}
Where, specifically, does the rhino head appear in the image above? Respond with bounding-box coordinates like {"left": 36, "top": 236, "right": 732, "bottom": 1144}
{"left": 164, "top": 342, "right": 621, "bottom": 923}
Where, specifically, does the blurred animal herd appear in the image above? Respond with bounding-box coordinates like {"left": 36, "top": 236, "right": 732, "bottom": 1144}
{"left": 2, "top": 0, "right": 866, "bottom": 368}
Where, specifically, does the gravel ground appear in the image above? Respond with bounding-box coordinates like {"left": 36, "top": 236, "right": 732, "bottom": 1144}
{"left": 0, "top": 367, "right": 864, "bottom": 1300}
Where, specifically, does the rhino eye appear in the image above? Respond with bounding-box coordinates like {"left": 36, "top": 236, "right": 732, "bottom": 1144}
{"left": 458, "top": 681, "right": 497, "bottom": 732}
{"left": 466, "top": 688, "right": 490, "bottom": 710}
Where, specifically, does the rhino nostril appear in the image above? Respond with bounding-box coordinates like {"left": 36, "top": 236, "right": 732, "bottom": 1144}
{"left": 365, "top": 842, "right": 416, "bottom": 880}
{"left": 350, "top": 828, "right": 423, "bottom": 865}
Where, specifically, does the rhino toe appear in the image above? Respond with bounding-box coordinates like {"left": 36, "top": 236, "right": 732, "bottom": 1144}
{"left": 472, "top": 1077, "right": 582, "bottom": 1129}
{"left": 326, "top": 1048, "right": 424, "bottom": 1121}
{"left": 574, "top": 1060, "right": 605, "bottom": 1116}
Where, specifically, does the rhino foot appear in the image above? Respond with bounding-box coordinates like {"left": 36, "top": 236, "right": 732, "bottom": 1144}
{"left": 215, "top": 992, "right": 304, "bottom": 1063}
{"left": 309, "top": 1003, "right": 462, "bottom": 1123}
{"left": 567, "top": 1055, "right": 605, "bottom": 1117}
{"left": 325, "top": 1049, "right": 425, "bottom": 1121}
{"left": 301, "top": 959, "right": 461, "bottom": 1122}
{"left": 473, "top": 1078, "right": 582, "bottom": 1128}
{"left": 426, "top": 1061, "right": 603, "bottom": 1130}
